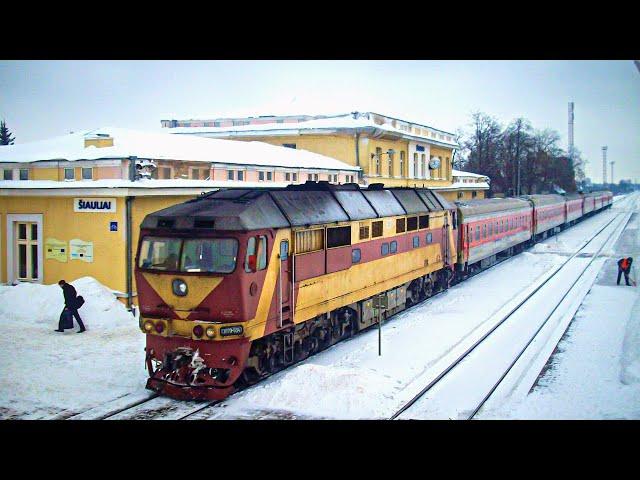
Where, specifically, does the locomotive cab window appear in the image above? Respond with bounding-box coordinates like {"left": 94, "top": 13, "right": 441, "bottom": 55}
{"left": 327, "top": 226, "right": 351, "bottom": 248}
{"left": 139, "top": 236, "right": 238, "bottom": 274}
{"left": 245, "top": 235, "right": 267, "bottom": 272}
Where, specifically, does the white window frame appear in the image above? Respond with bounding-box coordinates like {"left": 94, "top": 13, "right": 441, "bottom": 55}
{"left": 64, "top": 167, "right": 76, "bottom": 181}
{"left": 81, "top": 167, "right": 93, "bottom": 180}
{"left": 6, "top": 214, "right": 44, "bottom": 284}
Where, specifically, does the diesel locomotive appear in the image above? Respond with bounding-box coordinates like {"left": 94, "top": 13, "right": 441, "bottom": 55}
{"left": 135, "top": 181, "right": 612, "bottom": 400}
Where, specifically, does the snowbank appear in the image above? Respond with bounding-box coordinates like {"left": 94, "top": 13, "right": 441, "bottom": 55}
{"left": 0, "top": 277, "right": 133, "bottom": 330}
{"left": 221, "top": 363, "right": 397, "bottom": 419}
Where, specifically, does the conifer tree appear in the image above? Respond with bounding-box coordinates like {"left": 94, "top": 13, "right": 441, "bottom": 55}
{"left": 1, "top": 120, "right": 15, "bottom": 145}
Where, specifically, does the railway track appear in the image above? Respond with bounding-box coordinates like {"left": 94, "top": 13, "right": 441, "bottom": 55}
{"left": 390, "top": 198, "right": 634, "bottom": 420}
{"left": 67, "top": 198, "right": 630, "bottom": 420}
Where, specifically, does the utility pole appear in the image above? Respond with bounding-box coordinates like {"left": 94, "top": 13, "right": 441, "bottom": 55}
{"left": 568, "top": 102, "right": 574, "bottom": 160}
{"left": 602, "top": 147, "right": 608, "bottom": 186}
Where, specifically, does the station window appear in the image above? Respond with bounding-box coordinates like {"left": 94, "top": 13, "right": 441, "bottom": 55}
{"left": 352, "top": 248, "right": 361, "bottom": 264}
{"left": 390, "top": 240, "right": 397, "bottom": 253}
{"left": 81, "top": 167, "right": 93, "bottom": 180}
{"left": 19, "top": 169, "right": 29, "bottom": 180}
{"left": 359, "top": 222, "right": 370, "bottom": 240}
{"left": 292, "top": 173, "right": 298, "bottom": 182}
{"left": 396, "top": 218, "right": 406, "bottom": 234}
{"left": 282, "top": 143, "right": 296, "bottom": 149}
{"left": 372, "top": 221, "right": 383, "bottom": 238}
{"left": 472, "top": 191, "right": 477, "bottom": 198}
{"left": 327, "top": 226, "right": 351, "bottom": 248}
{"left": 228, "top": 170, "right": 235, "bottom": 181}
{"left": 64, "top": 168, "right": 75, "bottom": 181}
{"left": 4, "top": 169, "right": 13, "bottom": 180}
{"left": 267, "top": 172, "right": 273, "bottom": 181}
{"left": 238, "top": 171, "right": 244, "bottom": 181}
{"left": 161, "top": 167, "right": 172, "bottom": 179}
{"left": 407, "top": 216, "right": 418, "bottom": 231}
{"left": 419, "top": 215, "right": 429, "bottom": 229}
{"left": 426, "top": 233, "right": 433, "bottom": 243}
{"left": 258, "top": 171, "right": 265, "bottom": 181}
{"left": 413, "top": 236, "right": 420, "bottom": 248}
{"left": 381, "top": 243, "right": 389, "bottom": 256}
{"left": 285, "top": 172, "right": 291, "bottom": 181}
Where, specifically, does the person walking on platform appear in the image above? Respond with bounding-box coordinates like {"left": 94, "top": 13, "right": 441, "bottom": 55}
{"left": 54, "top": 280, "right": 86, "bottom": 333}
{"left": 617, "top": 257, "right": 635, "bottom": 286}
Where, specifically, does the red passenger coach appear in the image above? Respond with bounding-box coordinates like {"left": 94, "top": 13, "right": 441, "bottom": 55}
{"left": 455, "top": 198, "right": 533, "bottom": 274}
{"left": 521, "top": 194, "right": 566, "bottom": 240}
{"left": 564, "top": 194, "right": 584, "bottom": 225}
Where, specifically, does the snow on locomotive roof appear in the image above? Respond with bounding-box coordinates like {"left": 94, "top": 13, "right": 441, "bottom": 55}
{"left": 0, "top": 126, "right": 360, "bottom": 172}
{"left": 141, "top": 182, "right": 454, "bottom": 231}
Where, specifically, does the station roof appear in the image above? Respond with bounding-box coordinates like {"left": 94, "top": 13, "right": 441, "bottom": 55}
{"left": 166, "top": 112, "right": 459, "bottom": 149}
{"left": 0, "top": 127, "right": 360, "bottom": 172}
{"left": 141, "top": 181, "right": 454, "bottom": 231}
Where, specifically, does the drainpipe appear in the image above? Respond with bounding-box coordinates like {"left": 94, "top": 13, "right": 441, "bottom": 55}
{"left": 126, "top": 195, "right": 134, "bottom": 313}
{"left": 126, "top": 155, "right": 137, "bottom": 314}
{"left": 355, "top": 131, "right": 361, "bottom": 181}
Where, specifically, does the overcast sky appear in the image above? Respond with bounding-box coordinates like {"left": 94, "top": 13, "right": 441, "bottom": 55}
{"left": 1, "top": 60, "right": 638, "bottom": 182}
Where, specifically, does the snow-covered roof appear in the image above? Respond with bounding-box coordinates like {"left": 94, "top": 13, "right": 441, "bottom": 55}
{"left": 430, "top": 180, "right": 490, "bottom": 191}
{"left": 167, "top": 113, "right": 459, "bottom": 148}
{"left": 0, "top": 127, "right": 360, "bottom": 172}
{"left": 452, "top": 169, "right": 489, "bottom": 179}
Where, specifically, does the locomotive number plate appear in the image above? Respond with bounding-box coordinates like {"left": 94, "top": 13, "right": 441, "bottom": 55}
{"left": 220, "top": 325, "right": 244, "bottom": 337}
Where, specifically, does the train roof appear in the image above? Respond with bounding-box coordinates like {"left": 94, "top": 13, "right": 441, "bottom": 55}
{"left": 140, "top": 181, "right": 455, "bottom": 231}
{"left": 455, "top": 198, "right": 532, "bottom": 218}
{"left": 519, "top": 194, "right": 566, "bottom": 206}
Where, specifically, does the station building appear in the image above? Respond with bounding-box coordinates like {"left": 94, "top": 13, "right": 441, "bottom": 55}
{"left": 161, "top": 111, "right": 486, "bottom": 200}
{"left": 0, "top": 127, "right": 360, "bottom": 309}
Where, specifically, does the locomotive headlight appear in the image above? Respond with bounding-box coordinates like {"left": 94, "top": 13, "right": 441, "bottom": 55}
{"left": 206, "top": 327, "right": 216, "bottom": 338}
{"left": 172, "top": 279, "right": 188, "bottom": 296}
{"left": 193, "top": 325, "right": 204, "bottom": 338}
{"left": 143, "top": 321, "right": 153, "bottom": 332}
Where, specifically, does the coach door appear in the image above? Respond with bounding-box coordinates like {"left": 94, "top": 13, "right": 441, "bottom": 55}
{"left": 278, "top": 240, "right": 292, "bottom": 327}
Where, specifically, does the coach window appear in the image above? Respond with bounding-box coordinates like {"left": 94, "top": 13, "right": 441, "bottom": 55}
{"left": 390, "top": 240, "right": 398, "bottom": 253}
{"left": 483, "top": 224, "right": 487, "bottom": 238}
{"left": 407, "top": 216, "right": 418, "bottom": 231}
{"left": 419, "top": 215, "right": 429, "bottom": 229}
{"left": 426, "top": 233, "right": 433, "bottom": 243}
{"left": 381, "top": 243, "right": 389, "bottom": 256}
{"left": 352, "top": 248, "right": 361, "bottom": 263}
{"left": 372, "top": 221, "right": 383, "bottom": 238}
{"left": 475, "top": 226, "right": 480, "bottom": 241}
{"left": 413, "top": 236, "right": 420, "bottom": 248}
{"left": 489, "top": 223, "right": 493, "bottom": 236}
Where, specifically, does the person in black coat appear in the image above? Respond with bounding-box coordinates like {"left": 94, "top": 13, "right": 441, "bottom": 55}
{"left": 617, "top": 257, "right": 634, "bottom": 286}
{"left": 54, "top": 280, "right": 86, "bottom": 333}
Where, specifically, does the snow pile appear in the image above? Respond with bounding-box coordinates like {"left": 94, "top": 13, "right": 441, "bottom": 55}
{"left": 621, "top": 293, "right": 640, "bottom": 385}
{"left": 226, "top": 363, "right": 397, "bottom": 419}
{"left": 0, "top": 277, "right": 133, "bottom": 330}
{"left": 0, "top": 277, "right": 146, "bottom": 419}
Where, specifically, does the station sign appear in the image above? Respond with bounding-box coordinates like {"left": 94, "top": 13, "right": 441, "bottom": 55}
{"left": 74, "top": 198, "right": 117, "bottom": 213}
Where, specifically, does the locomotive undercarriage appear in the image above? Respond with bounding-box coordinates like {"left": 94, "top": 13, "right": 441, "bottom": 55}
{"left": 238, "top": 270, "right": 452, "bottom": 388}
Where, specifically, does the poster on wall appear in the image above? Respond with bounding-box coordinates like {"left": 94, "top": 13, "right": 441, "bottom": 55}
{"left": 70, "top": 239, "right": 94, "bottom": 263}
{"left": 45, "top": 238, "right": 68, "bottom": 262}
